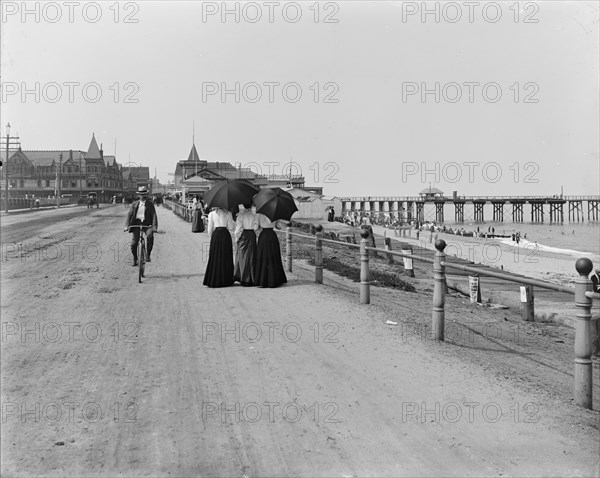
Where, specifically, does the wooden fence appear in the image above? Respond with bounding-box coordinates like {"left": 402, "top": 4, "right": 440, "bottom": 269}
{"left": 278, "top": 224, "right": 599, "bottom": 410}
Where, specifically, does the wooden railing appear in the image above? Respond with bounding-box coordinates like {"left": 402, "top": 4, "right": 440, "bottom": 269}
{"left": 164, "top": 199, "right": 193, "bottom": 222}
{"left": 278, "top": 224, "right": 598, "bottom": 410}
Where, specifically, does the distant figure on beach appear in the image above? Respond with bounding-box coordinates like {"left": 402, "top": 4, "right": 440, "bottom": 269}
{"left": 327, "top": 207, "right": 335, "bottom": 222}
{"left": 591, "top": 268, "right": 600, "bottom": 293}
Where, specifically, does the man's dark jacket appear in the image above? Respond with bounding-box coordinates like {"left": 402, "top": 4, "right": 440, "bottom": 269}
{"left": 125, "top": 199, "right": 158, "bottom": 229}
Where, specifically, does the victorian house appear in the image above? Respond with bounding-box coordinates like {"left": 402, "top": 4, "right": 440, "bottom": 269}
{"left": 4, "top": 133, "right": 132, "bottom": 202}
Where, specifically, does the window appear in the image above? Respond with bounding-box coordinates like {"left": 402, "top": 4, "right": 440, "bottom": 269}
{"left": 46, "top": 180, "right": 50, "bottom": 187}
{"left": 19, "top": 180, "right": 24, "bottom": 188}
{"left": 71, "top": 181, "right": 76, "bottom": 187}
{"left": 37, "top": 180, "right": 42, "bottom": 187}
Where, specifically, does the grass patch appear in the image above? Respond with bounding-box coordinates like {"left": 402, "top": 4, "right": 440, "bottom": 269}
{"left": 283, "top": 222, "right": 415, "bottom": 293}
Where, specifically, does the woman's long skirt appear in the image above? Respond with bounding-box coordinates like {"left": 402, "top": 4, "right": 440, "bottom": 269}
{"left": 234, "top": 229, "right": 257, "bottom": 286}
{"left": 203, "top": 227, "right": 234, "bottom": 287}
{"left": 255, "top": 228, "right": 287, "bottom": 288}
{"left": 192, "top": 209, "right": 204, "bottom": 232}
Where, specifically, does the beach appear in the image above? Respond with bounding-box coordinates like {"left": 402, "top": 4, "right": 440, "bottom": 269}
{"left": 371, "top": 224, "right": 598, "bottom": 288}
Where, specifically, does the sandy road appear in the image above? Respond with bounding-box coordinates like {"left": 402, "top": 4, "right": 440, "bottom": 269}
{"left": 1, "top": 205, "right": 599, "bottom": 477}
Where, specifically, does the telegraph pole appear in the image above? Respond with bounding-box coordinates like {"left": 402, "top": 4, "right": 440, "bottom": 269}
{"left": 56, "top": 152, "right": 63, "bottom": 208}
{"left": 1, "top": 123, "right": 21, "bottom": 213}
{"left": 79, "top": 152, "right": 83, "bottom": 197}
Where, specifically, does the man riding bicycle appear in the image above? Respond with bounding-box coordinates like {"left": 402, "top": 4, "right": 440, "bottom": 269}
{"left": 125, "top": 186, "right": 158, "bottom": 266}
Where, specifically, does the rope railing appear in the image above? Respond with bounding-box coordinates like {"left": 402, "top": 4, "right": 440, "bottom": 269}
{"left": 279, "top": 222, "right": 598, "bottom": 411}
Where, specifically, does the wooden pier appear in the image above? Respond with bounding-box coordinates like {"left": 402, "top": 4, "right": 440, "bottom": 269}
{"left": 339, "top": 195, "right": 600, "bottom": 223}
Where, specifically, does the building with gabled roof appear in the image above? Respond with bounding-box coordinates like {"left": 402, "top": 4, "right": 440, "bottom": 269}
{"left": 172, "top": 142, "right": 306, "bottom": 199}
{"left": 2, "top": 133, "right": 143, "bottom": 203}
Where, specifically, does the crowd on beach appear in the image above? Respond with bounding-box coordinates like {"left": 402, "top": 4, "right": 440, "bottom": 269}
{"left": 190, "top": 196, "right": 287, "bottom": 289}
{"left": 341, "top": 211, "right": 530, "bottom": 242}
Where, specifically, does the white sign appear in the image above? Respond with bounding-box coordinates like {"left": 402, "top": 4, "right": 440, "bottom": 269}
{"left": 520, "top": 286, "right": 527, "bottom": 302}
{"left": 401, "top": 249, "right": 413, "bottom": 270}
{"left": 469, "top": 275, "right": 480, "bottom": 303}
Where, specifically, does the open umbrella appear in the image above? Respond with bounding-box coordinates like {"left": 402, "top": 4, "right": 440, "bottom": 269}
{"left": 253, "top": 187, "right": 298, "bottom": 222}
{"left": 203, "top": 180, "right": 258, "bottom": 212}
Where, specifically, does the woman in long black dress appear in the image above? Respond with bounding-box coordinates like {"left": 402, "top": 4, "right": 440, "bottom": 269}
{"left": 203, "top": 207, "right": 235, "bottom": 288}
{"left": 192, "top": 195, "right": 205, "bottom": 233}
{"left": 254, "top": 213, "right": 287, "bottom": 288}
{"left": 233, "top": 204, "right": 259, "bottom": 286}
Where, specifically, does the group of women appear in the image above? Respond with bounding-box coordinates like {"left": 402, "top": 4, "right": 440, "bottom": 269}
{"left": 201, "top": 204, "right": 288, "bottom": 289}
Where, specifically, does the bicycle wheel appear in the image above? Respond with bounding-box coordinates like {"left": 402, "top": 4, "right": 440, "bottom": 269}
{"left": 138, "top": 239, "right": 145, "bottom": 283}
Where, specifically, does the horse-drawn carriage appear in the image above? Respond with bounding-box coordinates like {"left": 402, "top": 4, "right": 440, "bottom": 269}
{"left": 87, "top": 192, "right": 99, "bottom": 209}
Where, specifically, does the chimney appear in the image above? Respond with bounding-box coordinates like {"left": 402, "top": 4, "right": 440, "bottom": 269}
{"left": 100, "top": 143, "right": 104, "bottom": 159}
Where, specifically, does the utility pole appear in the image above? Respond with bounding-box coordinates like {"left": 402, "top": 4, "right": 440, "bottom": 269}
{"left": 79, "top": 152, "right": 83, "bottom": 197}
{"left": 1, "top": 123, "right": 21, "bottom": 213}
{"left": 56, "top": 153, "right": 63, "bottom": 208}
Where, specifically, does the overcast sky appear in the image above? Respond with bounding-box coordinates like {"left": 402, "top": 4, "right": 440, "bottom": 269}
{"left": 1, "top": 1, "right": 598, "bottom": 197}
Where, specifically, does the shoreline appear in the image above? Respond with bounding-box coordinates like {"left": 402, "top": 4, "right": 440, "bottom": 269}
{"left": 370, "top": 224, "right": 598, "bottom": 288}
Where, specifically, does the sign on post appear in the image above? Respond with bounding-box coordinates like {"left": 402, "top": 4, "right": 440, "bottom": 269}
{"left": 469, "top": 275, "right": 482, "bottom": 303}
{"left": 401, "top": 247, "right": 414, "bottom": 277}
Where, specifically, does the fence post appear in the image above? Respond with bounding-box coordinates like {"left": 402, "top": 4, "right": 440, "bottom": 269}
{"left": 286, "top": 222, "right": 293, "bottom": 273}
{"left": 315, "top": 225, "right": 323, "bottom": 284}
{"left": 574, "top": 258, "right": 593, "bottom": 409}
{"left": 360, "top": 229, "right": 370, "bottom": 304}
{"left": 520, "top": 284, "right": 535, "bottom": 321}
{"left": 384, "top": 237, "right": 394, "bottom": 265}
{"left": 432, "top": 239, "right": 447, "bottom": 341}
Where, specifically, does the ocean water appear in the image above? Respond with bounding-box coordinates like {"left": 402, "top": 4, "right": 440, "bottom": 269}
{"left": 418, "top": 203, "right": 600, "bottom": 259}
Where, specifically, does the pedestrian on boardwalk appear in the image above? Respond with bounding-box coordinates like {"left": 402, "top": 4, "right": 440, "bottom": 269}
{"left": 234, "top": 204, "right": 259, "bottom": 286}
{"left": 254, "top": 213, "right": 287, "bottom": 288}
{"left": 203, "top": 207, "right": 235, "bottom": 288}
{"left": 192, "top": 195, "right": 205, "bottom": 233}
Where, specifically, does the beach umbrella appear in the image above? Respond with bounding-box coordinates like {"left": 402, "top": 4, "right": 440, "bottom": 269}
{"left": 204, "top": 180, "right": 258, "bottom": 212}
{"left": 253, "top": 187, "right": 298, "bottom": 222}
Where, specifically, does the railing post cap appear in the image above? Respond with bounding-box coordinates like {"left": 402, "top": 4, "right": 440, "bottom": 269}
{"left": 435, "top": 239, "right": 447, "bottom": 252}
{"left": 360, "top": 229, "right": 370, "bottom": 239}
{"left": 315, "top": 224, "right": 323, "bottom": 232}
{"left": 575, "top": 257, "right": 593, "bottom": 276}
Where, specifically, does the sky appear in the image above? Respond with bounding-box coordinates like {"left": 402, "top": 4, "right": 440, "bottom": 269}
{"left": 1, "top": 0, "right": 599, "bottom": 197}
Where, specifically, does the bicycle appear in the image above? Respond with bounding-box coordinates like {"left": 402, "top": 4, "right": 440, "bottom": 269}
{"left": 125, "top": 225, "right": 151, "bottom": 283}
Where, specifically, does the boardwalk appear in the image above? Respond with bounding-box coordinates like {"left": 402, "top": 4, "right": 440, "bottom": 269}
{"left": 1, "top": 205, "right": 599, "bottom": 477}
